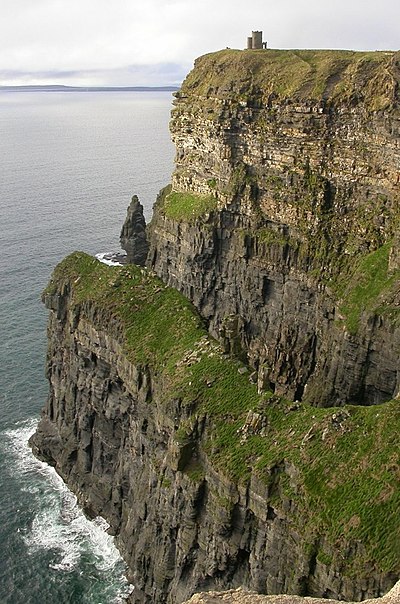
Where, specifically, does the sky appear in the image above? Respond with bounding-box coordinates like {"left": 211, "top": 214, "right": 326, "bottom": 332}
{"left": 0, "top": 0, "right": 399, "bottom": 87}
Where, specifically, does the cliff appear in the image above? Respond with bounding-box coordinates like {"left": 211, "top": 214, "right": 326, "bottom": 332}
{"left": 30, "top": 49, "right": 400, "bottom": 603}
{"left": 30, "top": 253, "right": 399, "bottom": 603}
{"left": 147, "top": 49, "right": 400, "bottom": 407}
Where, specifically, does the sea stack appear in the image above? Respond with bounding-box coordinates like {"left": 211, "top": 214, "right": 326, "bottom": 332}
{"left": 120, "top": 194, "right": 149, "bottom": 266}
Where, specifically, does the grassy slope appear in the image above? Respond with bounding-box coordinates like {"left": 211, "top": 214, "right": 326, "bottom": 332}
{"left": 163, "top": 190, "right": 218, "bottom": 221}
{"left": 46, "top": 252, "right": 400, "bottom": 576}
{"left": 179, "top": 48, "right": 398, "bottom": 109}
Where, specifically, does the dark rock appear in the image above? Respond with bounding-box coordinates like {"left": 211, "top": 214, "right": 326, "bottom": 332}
{"left": 120, "top": 195, "right": 149, "bottom": 266}
{"left": 31, "top": 49, "right": 400, "bottom": 604}
{"left": 147, "top": 50, "right": 400, "bottom": 408}
{"left": 30, "top": 267, "right": 398, "bottom": 604}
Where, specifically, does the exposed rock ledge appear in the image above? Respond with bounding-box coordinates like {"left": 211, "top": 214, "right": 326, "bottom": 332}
{"left": 183, "top": 581, "right": 400, "bottom": 604}
{"left": 144, "top": 48, "right": 400, "bottom": 407}
{"left": 30, "top": 253, "right": 399, "bottom": 603}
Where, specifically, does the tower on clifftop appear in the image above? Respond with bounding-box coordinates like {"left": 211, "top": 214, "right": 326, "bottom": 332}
{"left": 246, "top": 31, "right": 267, "bottom": 49}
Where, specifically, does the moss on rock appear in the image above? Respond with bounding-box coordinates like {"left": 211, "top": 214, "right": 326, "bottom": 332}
{"left": 45, "top": 252, "right": 400, "bottom": 578}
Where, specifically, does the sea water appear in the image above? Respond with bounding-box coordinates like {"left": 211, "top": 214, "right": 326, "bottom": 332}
{"left": 0, "top": 90, "right": 175, "bottom": 602}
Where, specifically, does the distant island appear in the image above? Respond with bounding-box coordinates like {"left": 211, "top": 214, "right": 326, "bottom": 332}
{"left": 0, "top": 84, "right": 179, "bottom": 92}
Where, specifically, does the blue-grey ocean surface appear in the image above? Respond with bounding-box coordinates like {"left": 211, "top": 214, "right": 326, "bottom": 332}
{"left": 0, "top": 91, "right": 175, "bottom": 603}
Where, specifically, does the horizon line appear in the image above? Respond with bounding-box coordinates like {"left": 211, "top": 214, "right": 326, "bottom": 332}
{"left": 0, "top": 84, "right": 181, "bottom": 92}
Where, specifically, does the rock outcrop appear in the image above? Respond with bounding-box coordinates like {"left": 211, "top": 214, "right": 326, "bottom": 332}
{"left": 183, "top": 581, "right": 400, "bottom": 604}
{"left": 30, "top": 253, "right": 399, "bottom": 604}
{"left": 120, "top": 195, "right": 149, "bottom": 266}
{"left": 147, "top": 49, "right": 400, "bottom": 407}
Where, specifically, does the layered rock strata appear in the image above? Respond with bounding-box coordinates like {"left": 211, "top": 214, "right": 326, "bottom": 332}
{"left": 144, "top": 49, "right": 400, "bottom": 407}
{"left": 30, "top": 254, "right": 399, "bottom": 604}
{"left": 31, "top": 47, "right": 400, "bottom": 604}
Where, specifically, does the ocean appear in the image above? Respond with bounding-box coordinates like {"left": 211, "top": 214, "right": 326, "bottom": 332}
{"left": 0, "top": 90, "right": 175, "bottom": 602}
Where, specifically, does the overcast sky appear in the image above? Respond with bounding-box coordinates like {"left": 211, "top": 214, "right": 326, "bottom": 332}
{"left": 0, "top": 0, "right": 399, "bottom": 87}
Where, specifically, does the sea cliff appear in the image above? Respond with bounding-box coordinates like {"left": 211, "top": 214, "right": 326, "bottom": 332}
{"left": 31, "top": 48, "right": 400, "bottom": 603}
{"left": 147, "top": 49, "right": 400, "bottom": 407}
{"left": 30, "top": 252, "right": 399, "bottom": 602}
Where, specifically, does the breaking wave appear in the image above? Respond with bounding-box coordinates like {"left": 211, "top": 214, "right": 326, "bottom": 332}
{"left": 95, "top": 251, "right": 126, "bottom": 267}
{"left": 1, "top": 419, "right": 133, "bottom": 603}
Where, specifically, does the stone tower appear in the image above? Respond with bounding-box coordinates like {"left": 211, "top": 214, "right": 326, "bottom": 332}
{"left": 246, "top": 31, "right": 267, "bottom": 50}
{"left": 252, "top": 31, "right": 263, "bottom": 49}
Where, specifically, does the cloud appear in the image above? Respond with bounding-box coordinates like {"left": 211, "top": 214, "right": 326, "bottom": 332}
{"left": 0, "top": 0, "right": 399, "bottom": 85}
{"left": 0, "top": 63, "right": 188, "bottom": 87}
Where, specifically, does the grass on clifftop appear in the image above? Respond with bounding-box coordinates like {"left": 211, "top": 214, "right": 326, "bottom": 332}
{"left": 179, "top": 48, "right": 398, "bottom": 109}
{"left": 45, "top": 252, "right": 400, "bottom": 577}
{"left": 205, "top": 397, "right": 400, "bottom": 573}
{"left": 44, "top": 251, "right": 204, "bottom": 371}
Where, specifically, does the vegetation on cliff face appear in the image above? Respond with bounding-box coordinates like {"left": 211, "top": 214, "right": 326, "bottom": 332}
{"left": 45, "top": 251, "right": 203, "bottom": 372}
{"left": 179, "top": 48, "right": 399, "bottom": 109}
{"left": 334, "top": 242, "right": 400, "bottom": 334}
{"left": 208, "top": 397, "right": 400, "bottom": 573}
{"left": 148, "top": 44, "right": 400, "bottom": 411}
{"left": 34, "top": 46, "right": 400, "bottom": 602}
{"left": 45, "top": 252, "right": 400, "bottom": 577}
{"left": 163, "top": 190, "right": 218, "bottom": 221}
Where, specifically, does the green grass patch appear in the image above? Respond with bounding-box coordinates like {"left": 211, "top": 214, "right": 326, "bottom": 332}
{"left": 203, "top": 397, "right": 400, "bottom": 573}
{"left": 45, "top": 252, "right": 400, "bottom": 577}
{"left": 335, "top": 242, "right": 400, "bottom": 333}
{"left": 180, "top": 48, "right": 396, "bottom": 109}
{"left": 253, "top": 227, "right": 297, "bottom": 248}
{"left": 44, "top": 252, "right": 204, "bottom": 372}
{"left": 163, "top": 190, "right": 218, "bottom": 221}
{"left": 184, "top": 459, "right": 206, "bottom": 483}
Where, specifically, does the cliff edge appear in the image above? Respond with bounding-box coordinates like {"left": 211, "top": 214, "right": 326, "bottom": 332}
{"left": 145, "top": 48, "right": 400, "bottom": 407}
{"left": 31, "top": 48, "right": 400, "bottom": 603}
{"left": 183, "top": 580, "right": 400, "bottom": 603}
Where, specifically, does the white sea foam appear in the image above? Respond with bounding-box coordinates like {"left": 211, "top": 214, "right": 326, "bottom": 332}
{"left": 1, "top": 419, "right": 133, "bottom": 598}
{"left": 95, "top": 251, "right": 125, "bottom": 266}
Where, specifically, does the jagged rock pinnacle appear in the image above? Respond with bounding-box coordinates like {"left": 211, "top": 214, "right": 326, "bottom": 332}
{"left": 120, "top": 195, "right": 149, "bottom": 266}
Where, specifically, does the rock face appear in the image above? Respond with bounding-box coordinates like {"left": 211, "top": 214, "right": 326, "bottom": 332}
{"left": 147, "top": 49, "right": 400, "bottom": 407}
{"left": 31, "top": 49, "right": 400, "bottom": 604}
{"left": 30, "top": 254, "right": 399, "bottom": 604}
{"left": 120, "top": 195, "right": 149, "bottom": 266}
